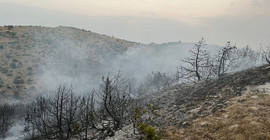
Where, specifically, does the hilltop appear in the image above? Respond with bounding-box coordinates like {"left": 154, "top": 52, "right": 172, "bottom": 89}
{"left": 0, "top": 26, "right": 137, "bottom": 97}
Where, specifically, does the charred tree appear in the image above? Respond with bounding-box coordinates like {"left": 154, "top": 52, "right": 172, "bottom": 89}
{"left": 178, "top": 38, "right": 213, "bottom": 82}
{"left": 24, "top": 86, "right": 81, "bottom": 140}
{"left": 0, "top": 104, "right": 16, "bottom": 139}
{"left": 214, "top": 41, "right": 236, "bottom": 76}
{"left": 95, "top": 74, "right": 133, "bottom": 137}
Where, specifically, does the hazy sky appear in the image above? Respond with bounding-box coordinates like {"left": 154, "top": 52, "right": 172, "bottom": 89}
{"left": 0, "top": 0, "right": 270, "bottom": 48}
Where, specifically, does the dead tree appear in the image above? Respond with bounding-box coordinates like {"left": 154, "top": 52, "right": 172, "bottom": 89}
{"left": 178, "top": 38, "right": 213, "bottom": 82}
{"left": 0, "top": 104, "right": 16, "bottom": 139}
{"left": 266, "top": 56, "right": 270, "bottom": 64}
{"left": 230, "top": 45, "right": 264, "bottom": 71}
{"left": 24, "top": 86, "right": 81, "bottom": 140}
{"left": 214, "top": 41, "right": 236, "bottom": 76}
{"left": 24, "top": 78, "right": 134, "bottom": 140}
{"left": 262, "top": 47, "right": 270, "bottom": 64}
{"left": 78, "top": 93, "right": 99, "bottom": 140}
{"left": 144, "top": 71, "right": 176, "bottom": 92}
{"left": 95, "top": 74, "right": 132, "bottom": 137}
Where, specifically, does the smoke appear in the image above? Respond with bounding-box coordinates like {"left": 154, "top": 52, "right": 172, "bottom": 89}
{"left": 3, "top": 123, "right": 24, "bottom": 140}
{"left": 229, "top": 46, "right": 267, "bottom": 73}
{"left": 2, "top": 27, "right": 269, "bottom": 140}
{"left": 37, "top": 41, "right": 221, "bottom": 93}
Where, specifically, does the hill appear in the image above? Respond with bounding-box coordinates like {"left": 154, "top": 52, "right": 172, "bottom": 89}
{"left": 0, "top": 26, "right": 268, "bottom": 139}
{"left": 0, "top": 25, "right": 137, "bottom": 98}
{"left": 0, "top": 26, "right": 223, "bottom": 100}
{"left": 152, "top": 64, "right": 270, "bottom": 139}
{"left": 107, "top": 64, "right": 270, "bottom": 139}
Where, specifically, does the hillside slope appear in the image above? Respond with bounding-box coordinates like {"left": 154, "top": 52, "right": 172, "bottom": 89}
{"left": 149, "top": 64, "right": 270, "bottom": 127}
{"left": 141, "top": 64, "right": 270, "bottom": 139}
{"left": 0, "top": 26, "right": 137, "bottom": 97}
{"left": 106, "top": 65, "right": 270, "bottom": 139}
{"left": 164, "top": 88, "right": 270, "bottom": 139}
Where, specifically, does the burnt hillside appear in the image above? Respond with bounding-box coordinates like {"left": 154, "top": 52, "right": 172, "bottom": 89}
{"left": 148, "top": 64, "right": 270, "bottom": 129}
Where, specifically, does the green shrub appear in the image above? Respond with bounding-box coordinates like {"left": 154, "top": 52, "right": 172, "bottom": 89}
{"left": 137, "top": 123, "right": 159, "bottom": 140}
{"left": 0, "top": 67, "right": 13, "bottom": 77}
{"left": 17, "top": 62, "right": 23, "bottom": 68}
{"left": 10, "top": 63, "right": 17, "bottom": 69}
{"left": 10, "top": 32, "right": 16, "bottom": 38}
{"left": 6, "top": 25, "right": 13, "bottom": 30}
{"left": 16, "top": 45, "right": 22, "bottom": 50}
{"left": 133, "top": 106, "right": 160, "bottom": 140}
{"left": 0, "top": 67, "right": 8, "bottom": 74}
{"left": 0, "top": 77, "right": 4, "bottom": 88}
{"left": 27, "top": 66, "right": 33, "bottom": 75}
{"left": 22, "top": 53, "right": 31, "bottom": 56}
{"left": 27, "top": 71, "right": 33, "bottom": 75}
{"left": 13, "top": 77, "right": 24, "bottom": 84}
{"left": 12, "top": 59, "right": 18, "bottom": 62}
{"left": 6, "top": 71, "right": 13, "bottom": 77}
{"left": 27, "top": 66, "right": 32, "bottom": 71}
{"left": 27, "top": 78, "right": 33, "bottom": 84}
{"left": 5, "top": 54, "right": 11, "bottom": 59}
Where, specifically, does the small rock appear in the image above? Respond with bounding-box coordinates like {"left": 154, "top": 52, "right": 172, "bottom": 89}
{"left": 229, "top": 124, "right": 239, "bottom": 129}
{"left": 200, "top": 121, "right": 209, "bottom": 126}
{"left": 251, "top": 95, "right": 258, "bottom": 99}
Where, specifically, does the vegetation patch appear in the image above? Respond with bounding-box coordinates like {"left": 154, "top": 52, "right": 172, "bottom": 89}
{"left": 10, "top": 63, "right": 17, "bottom": 69}
{"left": 13, "top": 77, "right": 25, "bottom": 84}
{"left": 162, "top": 93, "right": 270, "bottom": 140}
{"left": 27, "top": 78, "right": 33, "bottom": 84}
{"left": 0, "top": 77, "right": 4, "bottom": 87}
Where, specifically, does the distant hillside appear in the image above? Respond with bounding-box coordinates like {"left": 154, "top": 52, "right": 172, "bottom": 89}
{"left": 0, "top": 26, "right": 137, "bottom": 97}
{"left": 0, "top": 26, "right": 223, "bottom": 100}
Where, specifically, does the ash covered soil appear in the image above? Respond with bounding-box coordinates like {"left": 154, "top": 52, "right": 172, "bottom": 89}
{"left": 107, "top": 65, "right": 270, "bottom": 139}
{"left": 145, "top": 64, "right": 270, "bottom": 129}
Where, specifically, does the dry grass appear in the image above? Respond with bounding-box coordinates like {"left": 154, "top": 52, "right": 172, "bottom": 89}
{"left": 162, "top": 93, "right": 270, "bottom": 140}
{"left": 0, "top": 26, "right": 137, "bottom": 96}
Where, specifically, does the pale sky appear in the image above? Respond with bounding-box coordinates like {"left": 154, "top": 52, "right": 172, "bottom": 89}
{"left": 0, "top": 0, "right": 270, "bottom": 48}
